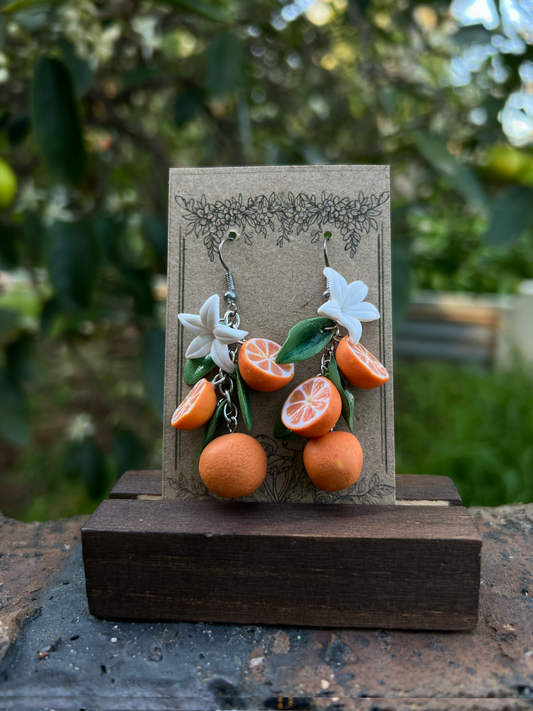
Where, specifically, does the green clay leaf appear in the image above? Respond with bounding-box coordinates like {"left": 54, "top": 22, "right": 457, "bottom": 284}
{"left": 275, "top": 317, "right": 335, "bottom": 365}
{"left": 199, "top": 399, "right": 225, "bottom": 459}
{"left": 234, "top": 364, "right": 252, "bottom": 431}
{"left": 273, "top": 410, "right": 301, "bottom": 440}
{"left": 326, "top": 355, "right": 355, "bottom": 433}
{"left": 184, "top": 354, "right": 215, "bottom": 385}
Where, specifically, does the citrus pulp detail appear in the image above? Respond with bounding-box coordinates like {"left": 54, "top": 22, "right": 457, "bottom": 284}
{"left": 336, "top": 337, "right": 389, "bottom": 389}
{"left": 281, "top": 376, "right": 341, "bottom": 438}
{"left": 171, "top": 378, "right": 217, "bottom": 431}
{"left": 238, "top": 338, "right": 295, "bottom": 392}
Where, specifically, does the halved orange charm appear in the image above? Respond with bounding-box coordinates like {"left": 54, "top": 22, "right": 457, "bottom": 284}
{"left": 238, "top": 338, "right": 295, "bottom": 392}
{"left": 336, "top": 337, "right": 389, "bottom": 389}
{"left": 171, "top": 378, "right": 217, "bottom": 430}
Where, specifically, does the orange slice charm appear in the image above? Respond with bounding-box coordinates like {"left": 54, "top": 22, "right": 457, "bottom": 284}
{"left": 238, "top": 338, "right": 295, "bottom": 392}
{"left": 171, "top": 378, "right": 217, "bottom": 431}
{"left": 336, "top": 337, "right": 390, "bottom": 389}
{"left": 281, "top": 376, "right": 341, "bottom": 438}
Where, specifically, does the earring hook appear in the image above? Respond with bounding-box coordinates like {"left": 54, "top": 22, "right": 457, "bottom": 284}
{"left": 324, "top": 231, "right": 332, "bottom": 269}
{"left": 323, "top": 231, "right": 332, "bottom": 300}
{"left": 219, "top": 231, "right": 239, "bottom": 302}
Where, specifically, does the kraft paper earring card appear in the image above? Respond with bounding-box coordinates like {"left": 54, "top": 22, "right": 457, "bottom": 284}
{"left": 163, "top": 165, "right": 395, "bottom": 504}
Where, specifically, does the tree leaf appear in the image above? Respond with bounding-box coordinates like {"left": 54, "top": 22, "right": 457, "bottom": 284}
{"left": 234, "top": 363, "right": 252, "bottom": 431}
{"left": 113, "top": 427, "right": 145, "bottom": 476}
{"left": 0, "top": 223, "right": 20, "bottom": 269}
{"left": 273, "top": 410, "right": 301, "bottom": 440}
{"left": 485, "top": 186, "right": 533, "bottom": 246}
{"left": 163, "top": 0, "right": 231, "bottom": 22}
{"left": 325, "top": 355, "right": 354, "bottom": 432}
{"left": 184, "top": 354, "right": 215, "bottom": 385}
{"left": 47, "top": 220, "right": 101, "bottom": 310}
{"left": 391, "top": 242, "right": 410, "bottom": 333}
{"left": 174, "top": 87, "right": 205, "bottom": 126}
{"left": 2, "top": 0, "right": 61, "bottom": 11}
{"left": 5, "top": 333, "right": 38, "bottom": 386}
{"left": 7, "top": 114, "right": 30, "bottom": 146}
{"left": 142, "top": 214, "right": 168, "bottom": 268}
{"left": 94, "top": 214, "right": 124, "bottom": 266}
{"left": 65, "top": 438, "right": 107, "bottom": 499}
{"left": 0, "top": 368, "right": 28, "bottom": 445}
{"left": 207, "top": 32, "right": 243, "bottom": 99}
{"left": 31, "top": 56, "right": 86, "bottom": 186}
{"left": 413, "top": 131, "right": 487, "bottom": 211}
{"left": 120, "top": 267, "right": 155, "bottom": 317}
{"left": 0, "top": 307, "right": 20, "bottom": 337}
{"left": 141, "top": 326, "right": 166, "bottom": 420}
{"left": 275, "top": 317, "right": 335, "bottom": 365}
{"left": 199, "top": 399, "right": 225, "bottom": 457}
{"left": 58, "top": 38, "right": 93, "bottom": 98}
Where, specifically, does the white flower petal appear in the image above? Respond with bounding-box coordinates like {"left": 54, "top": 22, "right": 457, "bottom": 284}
{"left": 178, "top": 313, "right": 210, "bottom": 336}
{"left": 349, "top": 302, "right": 380, "bottom": 322}
{"left": 199, "top": 294, "right": 220, "bottom": 331}
{"left": 213, "top": 324, "right": 248, "bottom": 345}
{"left": 211, "top": 339, "right": 235, "bottom": 373}
{"left": 339, "top": 314, "right": 362, "bottom": 344}
{"left": 186, "top": 334, "right": 213, "bottom": 359}
{"left": 343, "top": 281, "right": 368, "bottom": 309}
{"left": 317, "top": 300, "right": 343, "bottom": 322}
{"left": 324, "top": 267, "right": 347, "bottom": 305}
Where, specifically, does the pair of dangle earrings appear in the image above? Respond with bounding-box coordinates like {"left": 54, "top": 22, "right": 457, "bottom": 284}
{"left": 172, "top": 231, "right": 389, "bottom": 500}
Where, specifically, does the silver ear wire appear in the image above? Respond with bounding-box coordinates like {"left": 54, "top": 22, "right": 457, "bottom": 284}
{"left": 323, "top": 231, "right": 332, "bottom": 300}
{"left": 219, "top": 231, "right": 239, "bottom": 302}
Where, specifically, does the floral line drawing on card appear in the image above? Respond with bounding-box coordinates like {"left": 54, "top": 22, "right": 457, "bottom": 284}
{"left": 175, "top": 191, "right": 390, "bottom": 260}
{"left": 313, "top": 473, "right": 394, "bottom": 505}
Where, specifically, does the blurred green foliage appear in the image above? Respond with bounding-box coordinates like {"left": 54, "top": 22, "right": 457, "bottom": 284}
{"left": 0, "top": 0, "right": 532, "bottom": 516}
{"left": 395, "top": 361, "right": 533, "bottom": 507}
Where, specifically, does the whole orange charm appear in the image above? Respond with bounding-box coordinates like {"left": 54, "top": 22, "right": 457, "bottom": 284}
{"left": 199, "top": 433, "right": 267, "bottom": 498}
{"left": 303, "top": 431, "right": 363, "bottom": 491}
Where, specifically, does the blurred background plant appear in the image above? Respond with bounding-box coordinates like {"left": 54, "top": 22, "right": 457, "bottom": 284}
{"left": 0, "top": 0, "right": 532, "bottom": 519}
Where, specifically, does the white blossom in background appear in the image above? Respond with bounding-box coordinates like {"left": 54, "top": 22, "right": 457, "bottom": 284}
{"left": 42, "top": 186, "right": 74, "bottom": 226}
{"left": 57, "top": 0, "right": 121, "bottom": 69}
{"left": 317, "top": 267, "right": 380, "bottom": 345}
{"left": 66, "top": 413, "right": 96, "bottom": 442}
{"left": 178, "top": 294, "right": 248, "bottom": 374}
{"left": 132, "top": 15, "right": 162, "bottom": 59}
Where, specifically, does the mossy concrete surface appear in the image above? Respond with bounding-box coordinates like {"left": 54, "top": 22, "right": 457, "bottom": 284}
{"left": 0, "top": 505, "right": 532, "bottom": 710}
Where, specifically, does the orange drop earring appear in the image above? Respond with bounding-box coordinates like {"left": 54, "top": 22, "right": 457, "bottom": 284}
{"left": 171, "top": 231, "right": 295, "bottom": 499}
{"left": 274, "top": 232, "right": 390, "bottom": 493}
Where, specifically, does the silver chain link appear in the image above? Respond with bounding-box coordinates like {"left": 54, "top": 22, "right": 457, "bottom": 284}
{"left": 320, "top": 326, "right": 341, "bottom": 376}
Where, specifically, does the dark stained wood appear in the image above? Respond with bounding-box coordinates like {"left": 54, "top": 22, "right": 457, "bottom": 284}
{"left": 82, "top": 497, "right": 481, "bottom": 630}
{"left": 396, "top": 474, "right": 462, "bottom": 505}
{"left": 109, "top": 470, "right": 463, "bottom": 505}
{"left": 109, "top": 470, "right": 162, "bottom": 499}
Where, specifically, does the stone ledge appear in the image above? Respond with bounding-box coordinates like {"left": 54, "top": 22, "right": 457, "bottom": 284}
{"left": 0, "top": 504, "right": 532, "bottom": 709}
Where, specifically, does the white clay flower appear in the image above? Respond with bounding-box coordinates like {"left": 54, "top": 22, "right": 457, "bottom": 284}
{"left": 317, "top": 267, "right": 380, "bottom": 344}
{"left": 178, "top": 294, "right": 248, "bottom": 374}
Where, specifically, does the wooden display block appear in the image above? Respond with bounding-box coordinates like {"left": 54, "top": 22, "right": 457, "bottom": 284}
{"left": 82, "top": 472, "right": 481, "bottom": 631}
